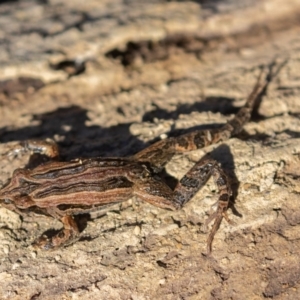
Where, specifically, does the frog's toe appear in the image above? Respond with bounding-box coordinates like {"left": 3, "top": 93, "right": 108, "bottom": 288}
{"left": 32, "top": 235, "right": 55, "bottom": 250}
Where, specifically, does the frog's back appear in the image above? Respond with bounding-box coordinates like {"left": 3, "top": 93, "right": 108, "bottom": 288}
{"left": 0, "top": 157, "right": 143, "bottom": 211}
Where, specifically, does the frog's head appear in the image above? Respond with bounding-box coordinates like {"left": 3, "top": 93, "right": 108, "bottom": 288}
{"left": 0, "top": 176, "right": 20, "bottom": 211}
{"left": 0, "top": 169, "right": 35, "bottom": 211}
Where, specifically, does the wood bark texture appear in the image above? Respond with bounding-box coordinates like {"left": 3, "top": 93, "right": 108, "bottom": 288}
{"left": 0, "top": 0, "right": 300, "bottom": 299}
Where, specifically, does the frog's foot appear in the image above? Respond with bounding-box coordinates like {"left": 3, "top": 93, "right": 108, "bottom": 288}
{"left": 33, "top": 216, "right": 79, "bottom": 250}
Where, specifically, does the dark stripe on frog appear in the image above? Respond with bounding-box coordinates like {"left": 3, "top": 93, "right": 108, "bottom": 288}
{"left": 32, "top": 164, "right": 86, "bottom": 179}
{"left": 175, "top": 137, "right": 189, "bottom": 149}
{"left": 35, "top": 176, "right": 133, "bottom": 198}
{"left": 180, "top": 176, "right": 199, "bottom": 188}
{"left": 193, "top": 132, "right": 206, "bottom": 148}
{"left": 219, "top": 193, "right": 230, "bottom": 201}
{"left": 31, "top": 158, "right": 134, "bottom": 180}
{"left": 57, "top": 202, "right": 118, "bottom": 214}
{"left": 216, "top": 175, "right": 227, "bottom": 186}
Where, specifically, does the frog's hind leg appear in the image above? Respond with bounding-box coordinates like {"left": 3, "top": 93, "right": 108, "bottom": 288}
{"left": 7, "top": 138, "right": 60, "bottom": 169}
{"left": 133, "top": 158, "right": 232, "bottom": 254}
{"left": 21, "top": 139, "right": 60, "bottom": 159}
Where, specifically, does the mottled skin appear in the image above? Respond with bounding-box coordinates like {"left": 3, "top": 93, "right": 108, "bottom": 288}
{"left": 0, "top": 63, "right": 282, "bottom": 253}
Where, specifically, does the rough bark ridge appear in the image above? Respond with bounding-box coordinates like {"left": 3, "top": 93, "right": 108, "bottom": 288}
{"left": 0, "top": 0, "right": 300, "bottom": 299}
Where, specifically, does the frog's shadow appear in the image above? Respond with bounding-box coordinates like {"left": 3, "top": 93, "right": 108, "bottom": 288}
{"left": 0, "top": 97, "right": 243, "bottom": 160}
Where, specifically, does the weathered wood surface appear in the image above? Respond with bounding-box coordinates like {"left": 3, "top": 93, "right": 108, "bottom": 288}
{"left": 0, "top": 0, "right": 300, "bottom": 299}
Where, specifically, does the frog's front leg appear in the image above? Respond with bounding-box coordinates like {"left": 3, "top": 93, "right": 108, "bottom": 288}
{"left": 134, "top": 159, "right": 232, "bottom": 254}
{"left": 33, "top": 214, "right": 80, "bottom": 250}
